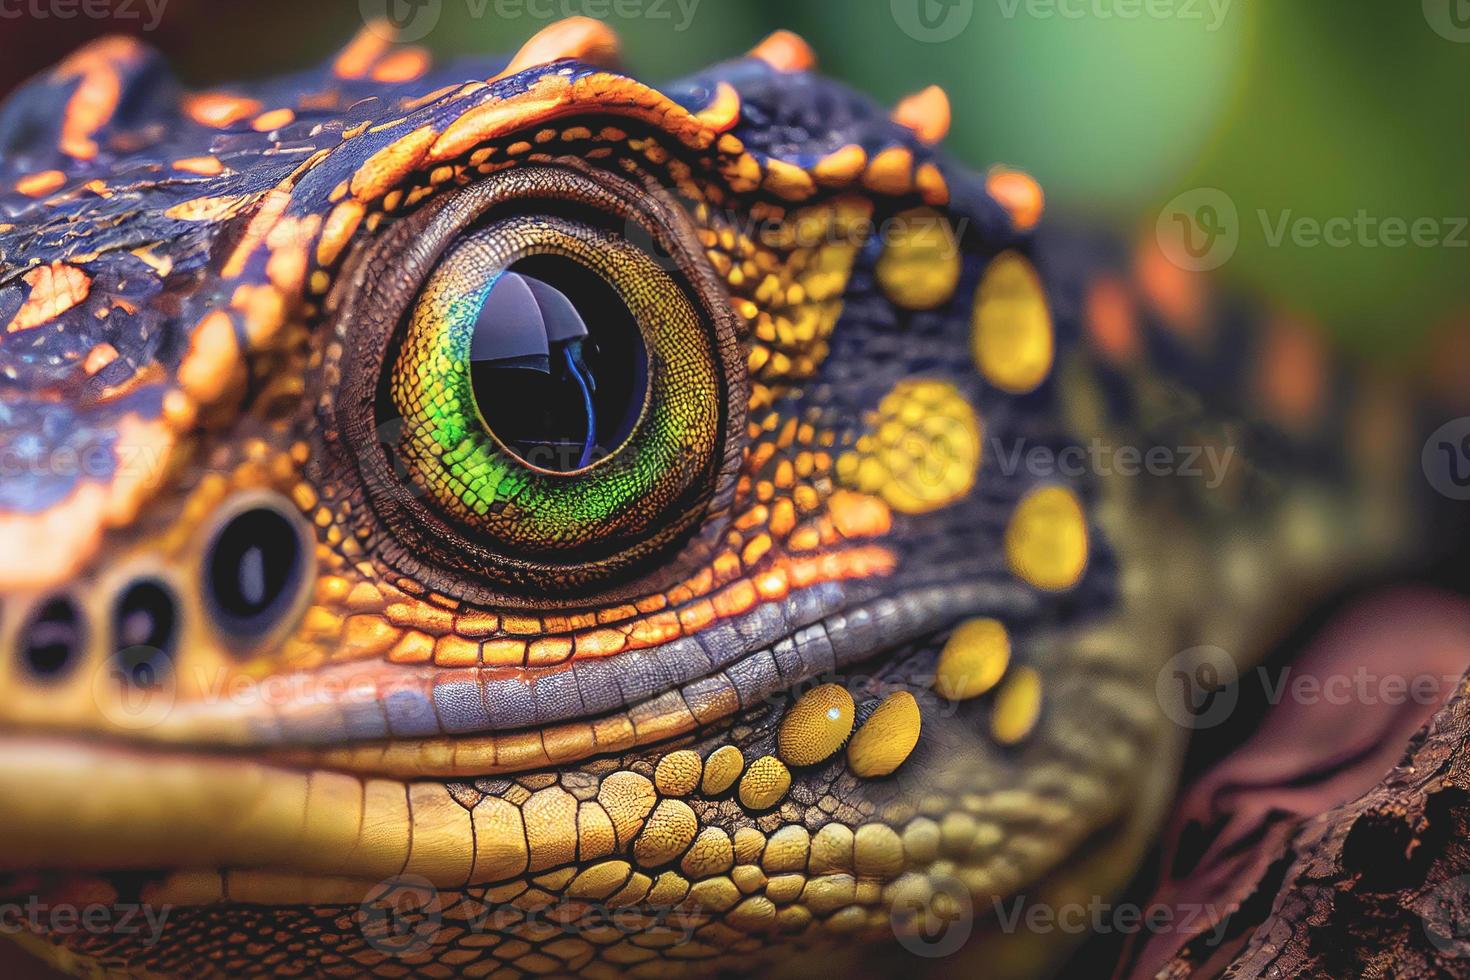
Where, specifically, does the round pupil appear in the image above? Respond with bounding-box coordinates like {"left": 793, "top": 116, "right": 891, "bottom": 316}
{"left": 469, "top": 255, "right": 647, "bottom": 473}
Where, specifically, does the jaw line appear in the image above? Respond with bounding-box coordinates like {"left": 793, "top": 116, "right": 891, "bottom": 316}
{"left": 0, "top": 577, "right": 1034, "bottom": 884}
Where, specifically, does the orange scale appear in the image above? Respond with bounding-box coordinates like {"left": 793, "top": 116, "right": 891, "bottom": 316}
{"left": 482, "top": 638, "right": 526, "bottom": 667}
{"left": 573, "top": 628, "right": 627, "bottom": 659}
{"left": 712, "top": 579, "right": 758, "bottom": 619}
{"left": 677, "top": 599, "right": 717, "bottom": 633}
{"left": 527, "top": 637, "right": 574, "bottom": 667}
{"left": 627, "top": 611, "right": 682, "bottom": 650}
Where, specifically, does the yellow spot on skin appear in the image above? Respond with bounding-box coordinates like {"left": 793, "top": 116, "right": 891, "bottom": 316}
{"left": 934, "top": 618, "right": 1011, "bottom": 701}
{"left": 15, "top": 170, "right": 65, "bottom": 197}
{"left": 875, "top": 207, "right": 961, "bottom": 310}
{"left": 991, "top": 665, "right": 1043, "bottom": 744}
{"left": 987, "top": 166, "right": 1045, "bottom": 231}
{"left": 653, "top": 750, "right": 702, "bottom": 797}
{"left": 1005, "top": 485, "right": 1089, "bottom": 591}
{"left": 737, "top": 755, "right": 791, "bottom": 811}
{"left": 846, "top": 691, "right": 922, "bottom": 778}
{"left": 700, "top": 745, "right": 744, "bottom": 795}
{"left": 749, "top": 29, "right": 817, "bottom": 72}
{"left": 836, "top": 379, "right": 982, "bottom": 514}
{"left": 777, "top": 683, "right": 855, "bottom": 767}
{"left": 972, "top": 250, "right": 1054, "bottom": 394}
{"left": 686, "top": 876, "right": 741, "bottom": 913}
{"left": 891, "top": 85, "right": 951, "bottom": 145}
{"left": 495, "top": 16, "right": 622, "bottom": 81}
{"left": 6, "top": 262, "right": 91, "bottom": 333}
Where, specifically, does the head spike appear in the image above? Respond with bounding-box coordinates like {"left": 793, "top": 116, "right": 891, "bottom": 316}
{"left": 495, "top": 17, "right": 622, "bottom": 81}
{"left": 749, "top": 30, "right": 816, "bottom": 73}
{"left": 334, "top": 21, "right": 396, "bottom": 79}
{"left": 892, "top": 85, "right": 951, "bottom": 145}
{"left": 987, "top": 166, "right": 1045, "bottom": 231}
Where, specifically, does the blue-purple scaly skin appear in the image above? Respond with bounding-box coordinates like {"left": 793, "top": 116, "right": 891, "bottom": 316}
{"left": 0, "top": 18, "right": 1416, "bottom": 980}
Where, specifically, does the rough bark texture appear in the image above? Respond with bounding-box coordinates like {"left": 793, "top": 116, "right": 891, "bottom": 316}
{"left": 1124, "top": 590, "right": 1470, "bottom": 979}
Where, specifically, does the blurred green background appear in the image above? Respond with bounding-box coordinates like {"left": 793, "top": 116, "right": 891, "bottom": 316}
{"left": 1, "top": 0, "right": 1465, "bottom": 358}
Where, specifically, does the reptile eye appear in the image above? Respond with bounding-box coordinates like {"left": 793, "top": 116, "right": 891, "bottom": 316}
{"left": 342, "top": 165, "right": 745, "bottom": 597}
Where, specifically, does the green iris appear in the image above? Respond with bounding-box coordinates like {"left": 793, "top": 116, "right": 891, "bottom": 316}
{"left": 390, "top": 214, "right": 722, "bottom": 558}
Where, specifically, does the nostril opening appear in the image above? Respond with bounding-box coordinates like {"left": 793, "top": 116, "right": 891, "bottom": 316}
{"left": 20, "top": 596, "right": 85, "bottom": 682}
{"left": 112, "top": 578, "right": 178, "bottom": 685}
{"left": 204, "top": 501, "right": 310, "bottom": 649}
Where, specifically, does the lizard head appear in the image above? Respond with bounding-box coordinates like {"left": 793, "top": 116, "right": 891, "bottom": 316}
{"left": 0, "top": 18, "right": 1159, "bottom": 976}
